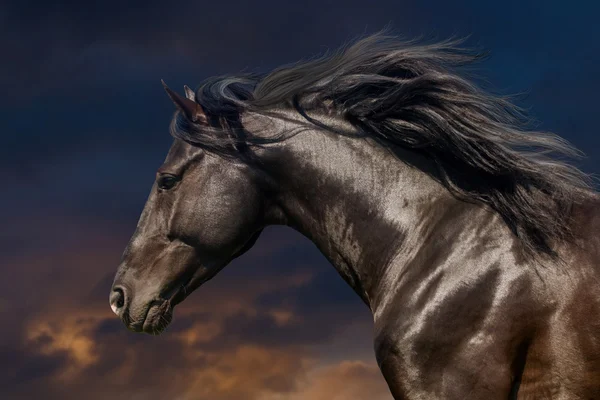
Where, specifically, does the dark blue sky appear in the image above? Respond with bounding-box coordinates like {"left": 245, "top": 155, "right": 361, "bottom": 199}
{"left": 1, "top": 1, "right": 599, "bottom": 399}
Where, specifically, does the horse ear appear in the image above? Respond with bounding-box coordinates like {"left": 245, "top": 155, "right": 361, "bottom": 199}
{"left": 183, "top": 85, "right": 195, "bottom": 100}
{"left": 161, "top": 80, "right": 208, "bottom": 125}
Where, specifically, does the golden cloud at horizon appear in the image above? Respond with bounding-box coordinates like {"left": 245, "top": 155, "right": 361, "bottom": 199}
{"left": 4, "top": 216, "right": 389, "bottom": 399}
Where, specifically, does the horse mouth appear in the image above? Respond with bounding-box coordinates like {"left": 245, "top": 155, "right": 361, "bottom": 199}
{"left": 134, "top": 273, "right": 197, "bottom": 335}
{"left": 123, "top": 263, "right": 216, "bottom": 335}
{"left": 140, "top": 300, "right": 174, "bottom": 335}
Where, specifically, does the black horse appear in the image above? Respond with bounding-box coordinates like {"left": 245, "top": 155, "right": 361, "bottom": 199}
{"left": 110, "top": 33, "right": 600, "bottom": 398}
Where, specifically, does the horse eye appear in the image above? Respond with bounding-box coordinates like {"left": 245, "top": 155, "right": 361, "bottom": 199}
{"left": 157, "top": 174, "right": 179, "bottom": 190}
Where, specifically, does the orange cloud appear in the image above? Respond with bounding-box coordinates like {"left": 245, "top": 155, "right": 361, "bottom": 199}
{"left": 277, "top": 361, "right": 392, "bottom": 400}
{"left": 3, "top": 215, "right": 385, "bottom": 400}
{"left": 26, "top": 316, "right": 100, "bottom": 381}
{"left": 176, "top": 345, "right": 314, "bottom": 400}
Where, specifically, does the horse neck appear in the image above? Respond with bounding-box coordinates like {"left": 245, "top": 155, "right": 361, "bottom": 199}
{"left": 248, "top": 111, "right": 459, "bottom": 311}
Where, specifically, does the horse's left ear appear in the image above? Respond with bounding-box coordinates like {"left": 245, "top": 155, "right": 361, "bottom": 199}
{"left": 161, "top": 80, "right": 208, "bottom": 125}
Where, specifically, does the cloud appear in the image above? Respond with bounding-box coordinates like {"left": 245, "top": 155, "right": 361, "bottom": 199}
{"left": 12, "top": 289, "right": 382, "bottom": 399}
{"left": 2, "top": 1, "right": 599, "bottom": 398}
{"left": 174, "top": 345, "right": 313, "bottom": 400}
{"left": 26, "top": 314, "right": 101, "bottom": 382}
{"left": 272, "top": 361, "right": 392, "bottom": 400}
{"left": 0, "top": 211, "right": 381, "bottom": 399}
{"left": 14, "top": 301, "right": 388, "bottom": 400}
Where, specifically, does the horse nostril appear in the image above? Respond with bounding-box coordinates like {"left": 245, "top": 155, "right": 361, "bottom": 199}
{"left": 110, "top": 286, "right": 127, "bottom": 316}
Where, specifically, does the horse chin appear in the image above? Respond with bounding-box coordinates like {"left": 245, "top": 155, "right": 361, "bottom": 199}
{"left": 140, "top": 299, "right": 174, "bottom": 335}
{"left": 138, "top": 271, "right": 206, "bottom": 335}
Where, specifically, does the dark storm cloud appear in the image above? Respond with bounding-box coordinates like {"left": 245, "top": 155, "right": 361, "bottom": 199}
{"left": 2, "top": 0, "right": 599, "bottom": 399}
{"left": 1, "top": 0, "right": 360, "bottom": 99}
{"left": 3, "top": 0, "right": 598, "bottom": 187}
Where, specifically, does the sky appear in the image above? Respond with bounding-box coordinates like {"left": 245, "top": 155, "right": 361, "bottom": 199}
{"left": 1, "top": 1, "right": 599, "bottom": 399}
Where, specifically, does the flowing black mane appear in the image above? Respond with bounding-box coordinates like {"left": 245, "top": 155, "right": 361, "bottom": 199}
{"left": 170, "top": 32, "right": 595, "bottom": 260}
